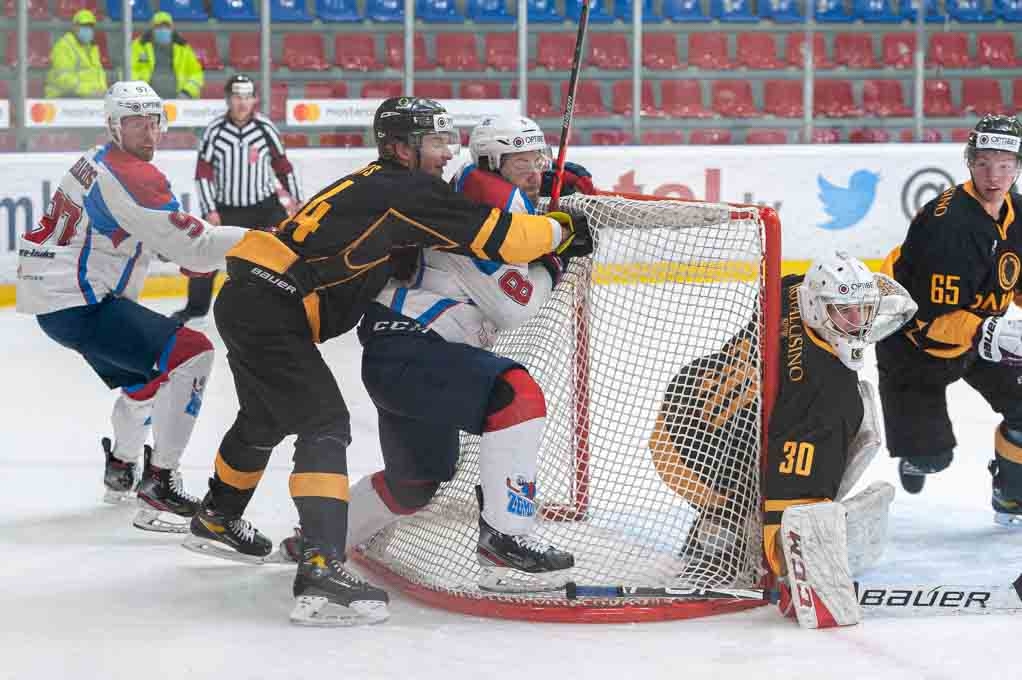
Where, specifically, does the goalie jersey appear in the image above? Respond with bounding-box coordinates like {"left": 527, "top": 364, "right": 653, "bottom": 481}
{"left": 368, "top": 164, "right": 555, "bottom": 347}
{"left": 16, "top": 144, "right": 245, "bottom": 315}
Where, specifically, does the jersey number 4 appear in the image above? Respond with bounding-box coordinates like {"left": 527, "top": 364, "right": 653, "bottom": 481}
{"left": 24, "top": 190, "right": 82, "bottom": 246}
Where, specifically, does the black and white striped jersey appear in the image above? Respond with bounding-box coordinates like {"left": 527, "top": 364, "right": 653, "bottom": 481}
{"left": 194, "top": 112, "right": 301, "bottom": 217}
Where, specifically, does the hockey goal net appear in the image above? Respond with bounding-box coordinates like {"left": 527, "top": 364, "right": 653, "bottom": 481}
{"left": 352, "top": 192, "right": 781, "bottom": 622}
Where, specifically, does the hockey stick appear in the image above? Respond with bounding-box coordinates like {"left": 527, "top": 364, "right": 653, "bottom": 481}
{"left": 565, "top": 573, "right": 1022, "bottom": 616}
{"left": 547, "top": 0, "right": 591, "bottom": 212}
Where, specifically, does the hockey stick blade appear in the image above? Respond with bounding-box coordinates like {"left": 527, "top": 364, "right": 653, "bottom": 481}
{"left": 566, "top": 573, "right": 1022, "bottom": 616}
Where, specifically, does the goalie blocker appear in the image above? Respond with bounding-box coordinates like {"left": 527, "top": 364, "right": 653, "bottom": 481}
{"left": 651, "top": 251, "right": 917, "bottom": 629}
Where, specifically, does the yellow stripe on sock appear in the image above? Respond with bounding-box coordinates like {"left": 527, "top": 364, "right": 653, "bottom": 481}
{"left": 289, "top": 472, "right": 350, "bottom": 501}
{"left": 996, "top": 427, "right": 1022, "bottom": 465}
{"left": 214, "top": 452, "right": 265, "bottom": 491}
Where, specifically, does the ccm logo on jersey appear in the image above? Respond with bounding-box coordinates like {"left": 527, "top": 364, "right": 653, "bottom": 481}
{"left": 371, "top": 319, "right": 429, "bottom": 333}
{"left": 250, "top": 266, "right": 297, "bottom": 294}
{"left": 785, "top": 530, "right": 814, "bottom": 607}
{"left": 857, "top": 587, "right": 992, "bottom": 609}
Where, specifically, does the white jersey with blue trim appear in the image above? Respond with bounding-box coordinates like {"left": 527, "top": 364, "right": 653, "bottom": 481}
{"left": 374, "top": 164, "right": 554, "bottom": 348}
{"left": 16, "top": 143, "right": 248, "bottom": 315}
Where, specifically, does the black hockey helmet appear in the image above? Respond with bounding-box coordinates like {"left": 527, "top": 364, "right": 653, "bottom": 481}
{"left": 225, "top": 74, "right": 256, "bottom": 99}
{"left": 966, "top": 114, "right": 1022, "bottom": 163}
{"left": 373, "top": 96, "right": 457, "bottom": 157}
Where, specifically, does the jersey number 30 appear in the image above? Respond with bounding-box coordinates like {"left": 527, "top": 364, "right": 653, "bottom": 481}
{"left": 779, "top": 441, "right": 815, "bottom": 476}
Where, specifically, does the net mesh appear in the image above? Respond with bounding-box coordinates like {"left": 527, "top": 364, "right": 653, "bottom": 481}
{"left": 356, "top": 193, "right": 775, "bottom": 615}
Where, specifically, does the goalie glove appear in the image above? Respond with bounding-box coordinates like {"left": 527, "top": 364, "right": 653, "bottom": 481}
{"left": 546, "top": 211, "right": 594, "bottom": 259}
{"left": 977, "top": 316, "right": 1022, "bottom": 364}
{"left": 541, "top": 162, "right": 597, "bottom": 197}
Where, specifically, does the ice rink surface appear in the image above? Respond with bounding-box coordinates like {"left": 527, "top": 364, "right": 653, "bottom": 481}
{"left": 2, "top": 297, "right": 1021, "bottom": 680}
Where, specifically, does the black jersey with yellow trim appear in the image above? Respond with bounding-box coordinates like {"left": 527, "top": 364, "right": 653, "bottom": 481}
{"left": 223, "top": 159, "right": 559, "bottom": 342}
{"left": 762, "top": 274, "right": 863, "bottom": 574}
{"left": 881, "top": 181, "right": 1022, "bottom": 359}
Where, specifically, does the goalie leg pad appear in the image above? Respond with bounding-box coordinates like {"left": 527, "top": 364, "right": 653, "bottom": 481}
{"left": 843, "top": 481, "right": 895, "bottom": 576}
{"left": 781, "top": 501, "right": 861, "bottom": 629}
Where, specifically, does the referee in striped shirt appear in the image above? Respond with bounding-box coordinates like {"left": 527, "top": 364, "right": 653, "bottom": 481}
{"left": 172, "top": 74, "right": 302, "bottom": 322}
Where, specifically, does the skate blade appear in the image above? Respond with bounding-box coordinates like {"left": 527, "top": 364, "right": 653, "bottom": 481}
{"left": 289, "top": 595, "right": 389, "bottom": 627}
{"left": 182, "top": 535, "right": 277, "bottom": 565}
{"left": 132, "top": 507, "right": 190, "bottom": 534}
{"left": 103, "top": 488, "right": 136, "bottom": 505}
{"left": 995, "top": 511, "right": 1022, "bottom": 527}
{"left": 477, "top": 566, "right": 570, "bottom": 594}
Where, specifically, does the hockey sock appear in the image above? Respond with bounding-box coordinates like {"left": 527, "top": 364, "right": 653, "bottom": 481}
{"left": 111, "top": 391, "right": 154, "bottom": 464}
{"left": 478, "top": 368, "right": 546, "bottom": 536}
{"left": 994, "top": 424, "right": 1022, "bottom": 498}
{"left": 291, "top": 423, "right": 351, "bottom": 550}
{"left": 145, "top": 327, "right": 214, "bottom": 469}
{"left": 344, "top": 472, "right": 435, "bottom": 548}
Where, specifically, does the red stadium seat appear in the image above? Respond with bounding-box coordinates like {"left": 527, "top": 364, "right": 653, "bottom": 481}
{"left": 28, "top": 131, "right": 81, "bottom": 152}
{"left": 641, "top": 130, "right": 685, "bottom": 145}
{"left": 28, "top": 78, "right": 44, "bottom": 98}
{"left": 862, "top": 80, "right": 912, "bottom": 117}
{"left": 336, "top": 35, "right": 382, "bottom": 71}
{"left": 161, "top": 130, "right": 199, "bottom": 150}
{"left": 1014, "top": 79, "right": 1022, "bottom": 114}
{"left": 689, "top": 129, "right": 732, "bottom": 145}
{"left": 560, "top": 81, "right": 607, "bottom": 116}
{"left": 814, "top": 80, "right": 860, "bottom": 118}
{"left": 385, "top": 33, "right": 434, "bottom": 70}
{"left": 923, "top": 80, "right": 961, "bottom": 117}
{"left": 56, "top": 0, "right": 101, "bottom": 19}
{"left": 642, "top": 33, "right": 683, "bottom": 70}
{"left": 320, "top": 133, "right": 365, "bottom": 148}
{"left": 200, "top": 81, "right": 222, "bottom": 99}
{"left": 183, "top": 33, "right": 224, "bottom": 71}
{"left": 977, "top": 33, "right": 1018, "bottom": 68}
{"left": 588, "top": 33, "right": 630, "bottom": 70}
{"left": 962, "top": 78, "right": 1008, "bottom": 115}
{"left": 93, "top": 31, "right": 113, "bottom": 69}
{"left": 282, "top": 133, "right": 310, "bottom": 147}
{"left": 928, "top": 33, "right": 972, "bottom": 68}
{"left": 848, "top": 128, "right": 891, "bottom": 143}
{"left": 304, "top": 81, "right": 347, "bottom": 98}
{"left": 544, "top": 130, "right": 581, "bottom": 147}
{"left": 268, "top": 83, "right": 287, "bottom": 122}
{"left": 785, "top": 33, "right": 832, "bottom": 69}
{"left": 7, "top": 31, "right": 51, "bottom": 68}
{"left": 283, "top": 33, "right": 329, "bottom": 71}
{"left": 361, "top": 80, "right": 402, "bottom": 98}
{"left": 5, "top": 0, "right": 50, "bottom": 19}
{"left": 229, "top": 33, "right": 271, "bottom": 70}
{"left": 833, "top": 33, "right": 879, "bottom": 69}
{"left": 736, "top": 33, "right": 782, "bottom": 69}
{"left": 661, "top": 80, "right": 712, "bottom": 118}
{"left": 881, "top": 33, "right": 915, "bottom": 69}
{"left": 510, "top": 81, "right": 557, "bottom": 117}
{"left": 0, "top": 131, "right": 17, "bottom": 152}
{"left": 537, "top": 34, "right": 575, "bottom": 70}
{"left": 745, "top": 129, "right": 789, "bottom": 144}
{"left": 807, "top": 128, "right": 842, "bottom": 144}
{"left": 414, "top": 81, "right": 454, "bottom": 99}
{"left": 763, "top": 79, "right": 803, "bottom": 118}
{"left": 899, "top": 129, "right": 943, "bottom": 143}
{"left": 459, "top": 81, "right": 501, "bottom": 98}
{"left": 950, "top": 128, "right": 972, "bottom": 143}
{"left": 485, "top": 33, "right": 519, "bottom": 71}
{"left": 711, "top": 81, "right": 759, "bottom": 118}
{"left": 590, "top": 130, "right": 633, "bottom": 145}
{"left": 688, "top": 33, "right": 731, "bottom": 70}
{"left": 611, "top": 80, "right": 660, "bottom": 117}
{"left": 436, "top": 33, "right": 483, "bottom": 71}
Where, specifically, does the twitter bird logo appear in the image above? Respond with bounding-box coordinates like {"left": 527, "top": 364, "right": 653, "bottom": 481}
{"left": 817, "top": 170, "right": 880, "bottom": 230}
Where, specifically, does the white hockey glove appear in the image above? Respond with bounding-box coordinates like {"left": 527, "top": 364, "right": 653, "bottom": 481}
{"left": 778, "top": 502, "right": 861, "bottom": 629}
{"left": 977, "top": 316, "right": 1022, "bottom": 364}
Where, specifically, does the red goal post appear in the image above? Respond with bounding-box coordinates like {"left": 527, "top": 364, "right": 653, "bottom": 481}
{"left": 352, "top": 191, "right": 782, "bottom": 623}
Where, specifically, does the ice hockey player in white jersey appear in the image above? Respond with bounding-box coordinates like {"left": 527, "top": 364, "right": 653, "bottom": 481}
{"left": 277, "top": 114, "right": 595, "bottom": 585}
{"left": 16, "top": 81, "right": 248, "bottom": 532}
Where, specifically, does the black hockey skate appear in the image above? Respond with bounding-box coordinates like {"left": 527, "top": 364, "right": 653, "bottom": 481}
{"left": 291, "top": 540, "right": 389, "bottom": 626}
{"left": 183, "top": 491, "right": 274, "bottom": 564}
{"left": 898, "top": 459, "right": 928, "bottom": 494}
{"left": 273, "top": 528, "right": 304, "bottom": 564}
{"left": 134, "top": 448, "right": 201, "bottom": 533}
{"left": 475, "top": 486, "right": 574, "bottom": 592}
{"left": 991, "top": 460, "right": 1022, "bottom": 527}
{"left": 102, "top": 437, "right": 138, "bottom": 504}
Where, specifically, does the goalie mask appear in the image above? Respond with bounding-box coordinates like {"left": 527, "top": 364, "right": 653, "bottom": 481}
{"left": 798, "top": 251, "right": 917, "bottom": 371}
{"left": 469, "top": 115, "right": 550, "bottom": 173}
{"left": 104, "top": 81, "right": 167, "bottom": 147}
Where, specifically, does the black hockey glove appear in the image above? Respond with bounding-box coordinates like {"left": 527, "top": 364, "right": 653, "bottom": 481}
{"left": 546, "top": 211, "right": 594, "bottom": 259}
{"left": 541, "top": 162, "right": 597, "bottom": 197}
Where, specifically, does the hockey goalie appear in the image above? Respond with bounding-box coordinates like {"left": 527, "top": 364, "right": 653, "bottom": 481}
{"left": 648, "top": 251, "right": 917, "bottom": 628}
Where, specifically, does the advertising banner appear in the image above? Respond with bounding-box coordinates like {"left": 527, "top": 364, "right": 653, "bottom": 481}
{"left": 285, "top": 98, "right": 521, "bottom": 128}
{"left": 0, "top": 144, "right": 974, "bottom": 286}
{"left": 0, "top": 100, "right": 8, "bottom": 129}
{"left": 24, "top": 99, "right": 226, "bottom": 128}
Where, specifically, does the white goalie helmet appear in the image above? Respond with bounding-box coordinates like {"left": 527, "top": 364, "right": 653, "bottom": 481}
{"left": 798, "top": 251, "right": 917, "bottom": 371}
{"left": 469, "top": 115, "right": 550, "bottom": 171}
{"left": 104, "top": 80, "right": 167, "bottom": 146}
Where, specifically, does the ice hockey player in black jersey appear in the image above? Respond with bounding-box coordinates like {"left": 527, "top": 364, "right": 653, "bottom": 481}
{"left": 649, "top": 252, "right": 916, "bottom": 628}
{"left": 878, "top": 114, "right": 1022, "bottom": 526}
{"left": 182, "top": 97, "right": 591, "bottom": 626}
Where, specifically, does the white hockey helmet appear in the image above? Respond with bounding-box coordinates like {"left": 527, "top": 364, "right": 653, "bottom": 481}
{"left": 104, "top": 81, "right": 167, "bottom": 146}
{"left": 797, "top": 251, "right": 883, "bottom": 371}
{"left": 469, "top": 115, "right": 550, "bottom": 172}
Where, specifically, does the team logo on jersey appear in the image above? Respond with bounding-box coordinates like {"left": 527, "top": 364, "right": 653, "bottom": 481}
{"left": 505, "top": 475, "right": 537, "bottom": 517}
{"left": 998, "top": 252, "right": 1021, "bottom": 290}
